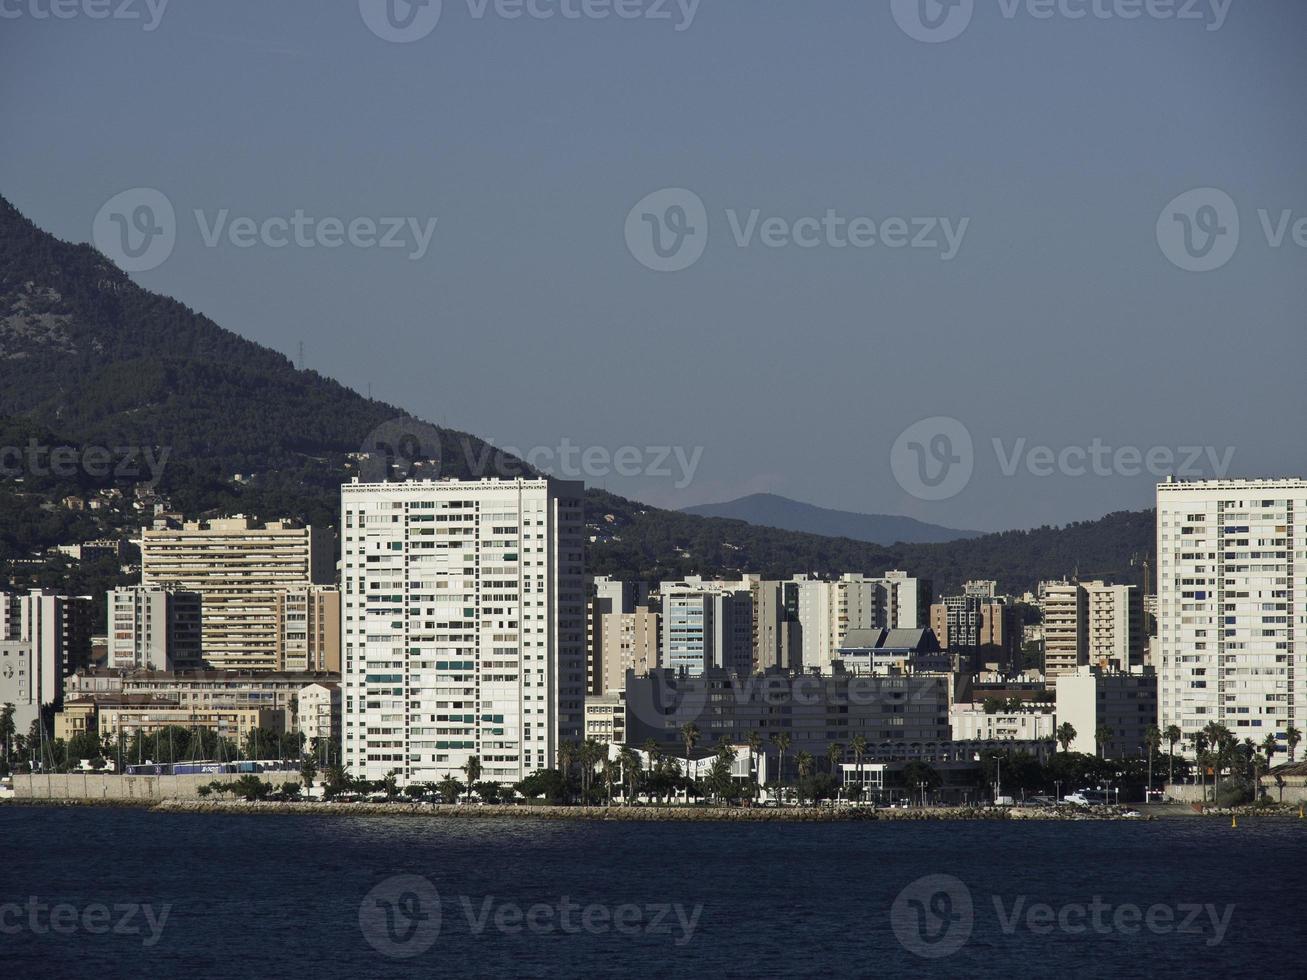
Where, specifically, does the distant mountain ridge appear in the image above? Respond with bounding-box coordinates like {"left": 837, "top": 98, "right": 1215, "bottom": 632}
{"left": 681, "top": 493, "right": 983, "bottom": 545}
{"left": 0, "top": 194, "right": 1153, "bottom": 596}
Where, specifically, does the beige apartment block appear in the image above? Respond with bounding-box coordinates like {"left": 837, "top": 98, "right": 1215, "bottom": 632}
{"left": 276, "top": 587, "right": 341, "bottom": 672}
{"left": 1040, "top": 581, "right": 1088, "bottom": 679}
{"left": 600, "top": 606, "right": 660, "bottom": 693}
{"left": 140, "top": 518, "right": 334, "bottom": 670}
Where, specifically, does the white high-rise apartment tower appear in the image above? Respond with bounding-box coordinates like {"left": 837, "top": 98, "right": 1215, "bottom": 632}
{"left": 1157, "top": 479, "right": 1307, "bottom": 755}
{"left": 341, "top": 478, "right": 586, "bottom": 786}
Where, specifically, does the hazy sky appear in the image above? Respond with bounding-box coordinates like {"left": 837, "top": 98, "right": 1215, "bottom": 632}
{"left": 2, "top": 0, "right": 1304, "bottom": 531}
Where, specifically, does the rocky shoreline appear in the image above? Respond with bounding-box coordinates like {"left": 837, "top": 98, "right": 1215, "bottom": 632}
{"left": 145, "top": 799, "right": 1144, "bottom": 821}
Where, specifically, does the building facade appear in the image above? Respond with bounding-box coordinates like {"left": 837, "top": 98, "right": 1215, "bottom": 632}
{"left": 1055, "top": 666, "right": 1158, "bottom": 758}
{"left": 107, "top": 586, "right": 203, "bottom": 671}
{"left": 275, "top": 587, "right": 341, "bottom": 673}
{"left": 1157, "top": 479, "right": 1307, "bottom": 754}
{"left": 140, "top": 517, "right": 334, "bottom": 670}
{"left": 599, "top": 605, "right": 660, "bottom": 693}
{"left": 341, "top": 477, "right": 586, "bottom": 786}
{"left": 660, "top": 580, "right": 753, "bottom": 677}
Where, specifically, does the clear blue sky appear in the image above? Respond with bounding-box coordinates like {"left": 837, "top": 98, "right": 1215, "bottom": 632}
{"left": 2, "top": 0, "right": 1303, "bottom": 531}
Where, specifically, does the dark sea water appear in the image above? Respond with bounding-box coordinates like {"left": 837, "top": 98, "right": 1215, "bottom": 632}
{"left": 1, "top": 806, "right": 1302, "bottom": 978}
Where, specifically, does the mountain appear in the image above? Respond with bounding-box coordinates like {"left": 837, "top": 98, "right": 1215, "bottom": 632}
{"left": 0, "top": 195, "right": 1153, "bottom": 597}
{"left": 681, "top": 493, "right": 982, "bottom": 545}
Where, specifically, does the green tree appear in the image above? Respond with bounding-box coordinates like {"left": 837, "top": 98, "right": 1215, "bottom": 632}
{"left": 770, "top": 732, "right": 791, "bottom": 805}
{"left": 1144, "top": 726, "right": 1161, "bottom": 796}
{"left": 1055, "top": 723, "right": 1077, "bottom": 753}
{"left": 745, "top": 730, "right": 763, "bottom": 802}
{"left": 436, "top": 776, "right": 464, "bottom": 803}
{"left": 1164, "top": 724, "right": 1183, "bottom": 787}
{"left": 826, "top": 742, "right": 844, "bottom": 799}
{"left": 1286, "top": 725, "right": 1302, "bottom": 763}
{"left": 679, "top": 723, "right": 700, "bottom": 804}
{"left": 0, "top": 702, "right": 16, "bottom": 769}
{"left": 299, "top": 754, "right": 318, "bottom": 798}
{"left": 795, "top": 751, "right": 814, "bottom": 806}
{"left": 1094, "top": 725, "right": 1115, "bottom": 759}
{"left": 462, "top": 755, "right": 482, "bottom": 803}
{"left": 849, "top": 734, "right": 869, "bottom": 802}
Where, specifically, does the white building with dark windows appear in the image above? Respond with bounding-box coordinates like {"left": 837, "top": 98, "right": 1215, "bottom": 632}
{"left": 1157, "top": 478, "right": 1307, "bottom": 755}
{"left": 340, "top": 478, "right": 586, "bottom": 786}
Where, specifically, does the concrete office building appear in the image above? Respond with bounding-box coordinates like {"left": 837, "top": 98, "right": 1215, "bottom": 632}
{"left": 930, "top": 595, "right": 1021, "bottom": 670}
{"left": 586, "top": 576, "right": 648, "bottom": 694}
{"left": 1040, "top": 581, "right": 1088, "bottom": 678}
{"left": 751, "top": 578, "right": 800, "bottom": 671}
{"left": 599, "top": 605, "right": 660, "bottom": 693}
{"left": 625, "top": 666, "right": 951, "bottom": 759}
{"left": 0, "top": 640, "right": 51, "bottom": 738}
{"left": 275, "top": 587, "right": 341, "bottom": 673}
{"left": 341, "top": 477, "right": 586, "bottom": 786}
{"left": 295, "top": 681, "right": 341, "bottom": 745}
{"left": 660, "top": 581, "right": 753, "bottom": 677}
{"left": 107, "top": 586, "right": 203, "bottom": 671}
{"left": 584, "top": 691, "right": 626, "bottom": 745}
{"left": 950, "top": 703, "right": 1056, "bottom": 742}
{"left": 1083, "top": 581, "right": 1145, "bottom": 672}
{"left": 1055, "top": 666, "right": 1158, "bottom": 758}
{"left": 140, "top": 517, "right": 334, "bottom": 670}
{"left": 1157, "top": 478, "right": 1307, "bottom": 754}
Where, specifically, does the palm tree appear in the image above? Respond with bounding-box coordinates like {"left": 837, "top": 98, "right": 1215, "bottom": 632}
{"left": 850, "top": 734, "right": 869, "bottom": 803}
{"left": 1286, "top": 725, "right": 1302, "bottom": 763}
{"left": 1164, "top": 724, "right": 1183, "bottom": 787}
{"left": 1261, "top": 733, "right": 1278, "bottom": 771}
{"left": 617, "top": 747, "right": 640, "bottom": 803}
{"left": 795, "top": 751, "right": 814, "bottom": 806}
{"left": 0, "top": 703, "right": 16, "bottom": 769}
{"left": 679, "top": 723, "right": 700, "bottom": 804}
{"left": 1055, "top": 723, "right": 1076, "bottom": 753}
{"left": 642, "top": 739, "right": 663, "bottom": 805}
{"left": 1094, "top": 725, "right": 1114, "bottom": 759}
{"left": 462, "top": 755, "right": 482, "bottom": 802}
{"left": 746, "top": 730, "right": 763, "bottom": 802}
{"left": 826, "top": 743, "right": 844, "bottom": 799}
{"left": 770, "top": 732, "right": 791, "bottom": 805}
{"left": 1144, "top": 726, "right": 1161, "bottom": 798}
{"left": 1191, "top": 732, "right": 1209, "bottom": 802}
{"left": 579, "top": 740, "right": 604, "bottom": 802}
{"left": 558, "top": 740, "right": 578, "bottom": 804}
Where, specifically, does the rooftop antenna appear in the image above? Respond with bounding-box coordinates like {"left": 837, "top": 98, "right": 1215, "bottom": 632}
{"left": 298, "top": 341, "right": 304, "bottom": 369}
